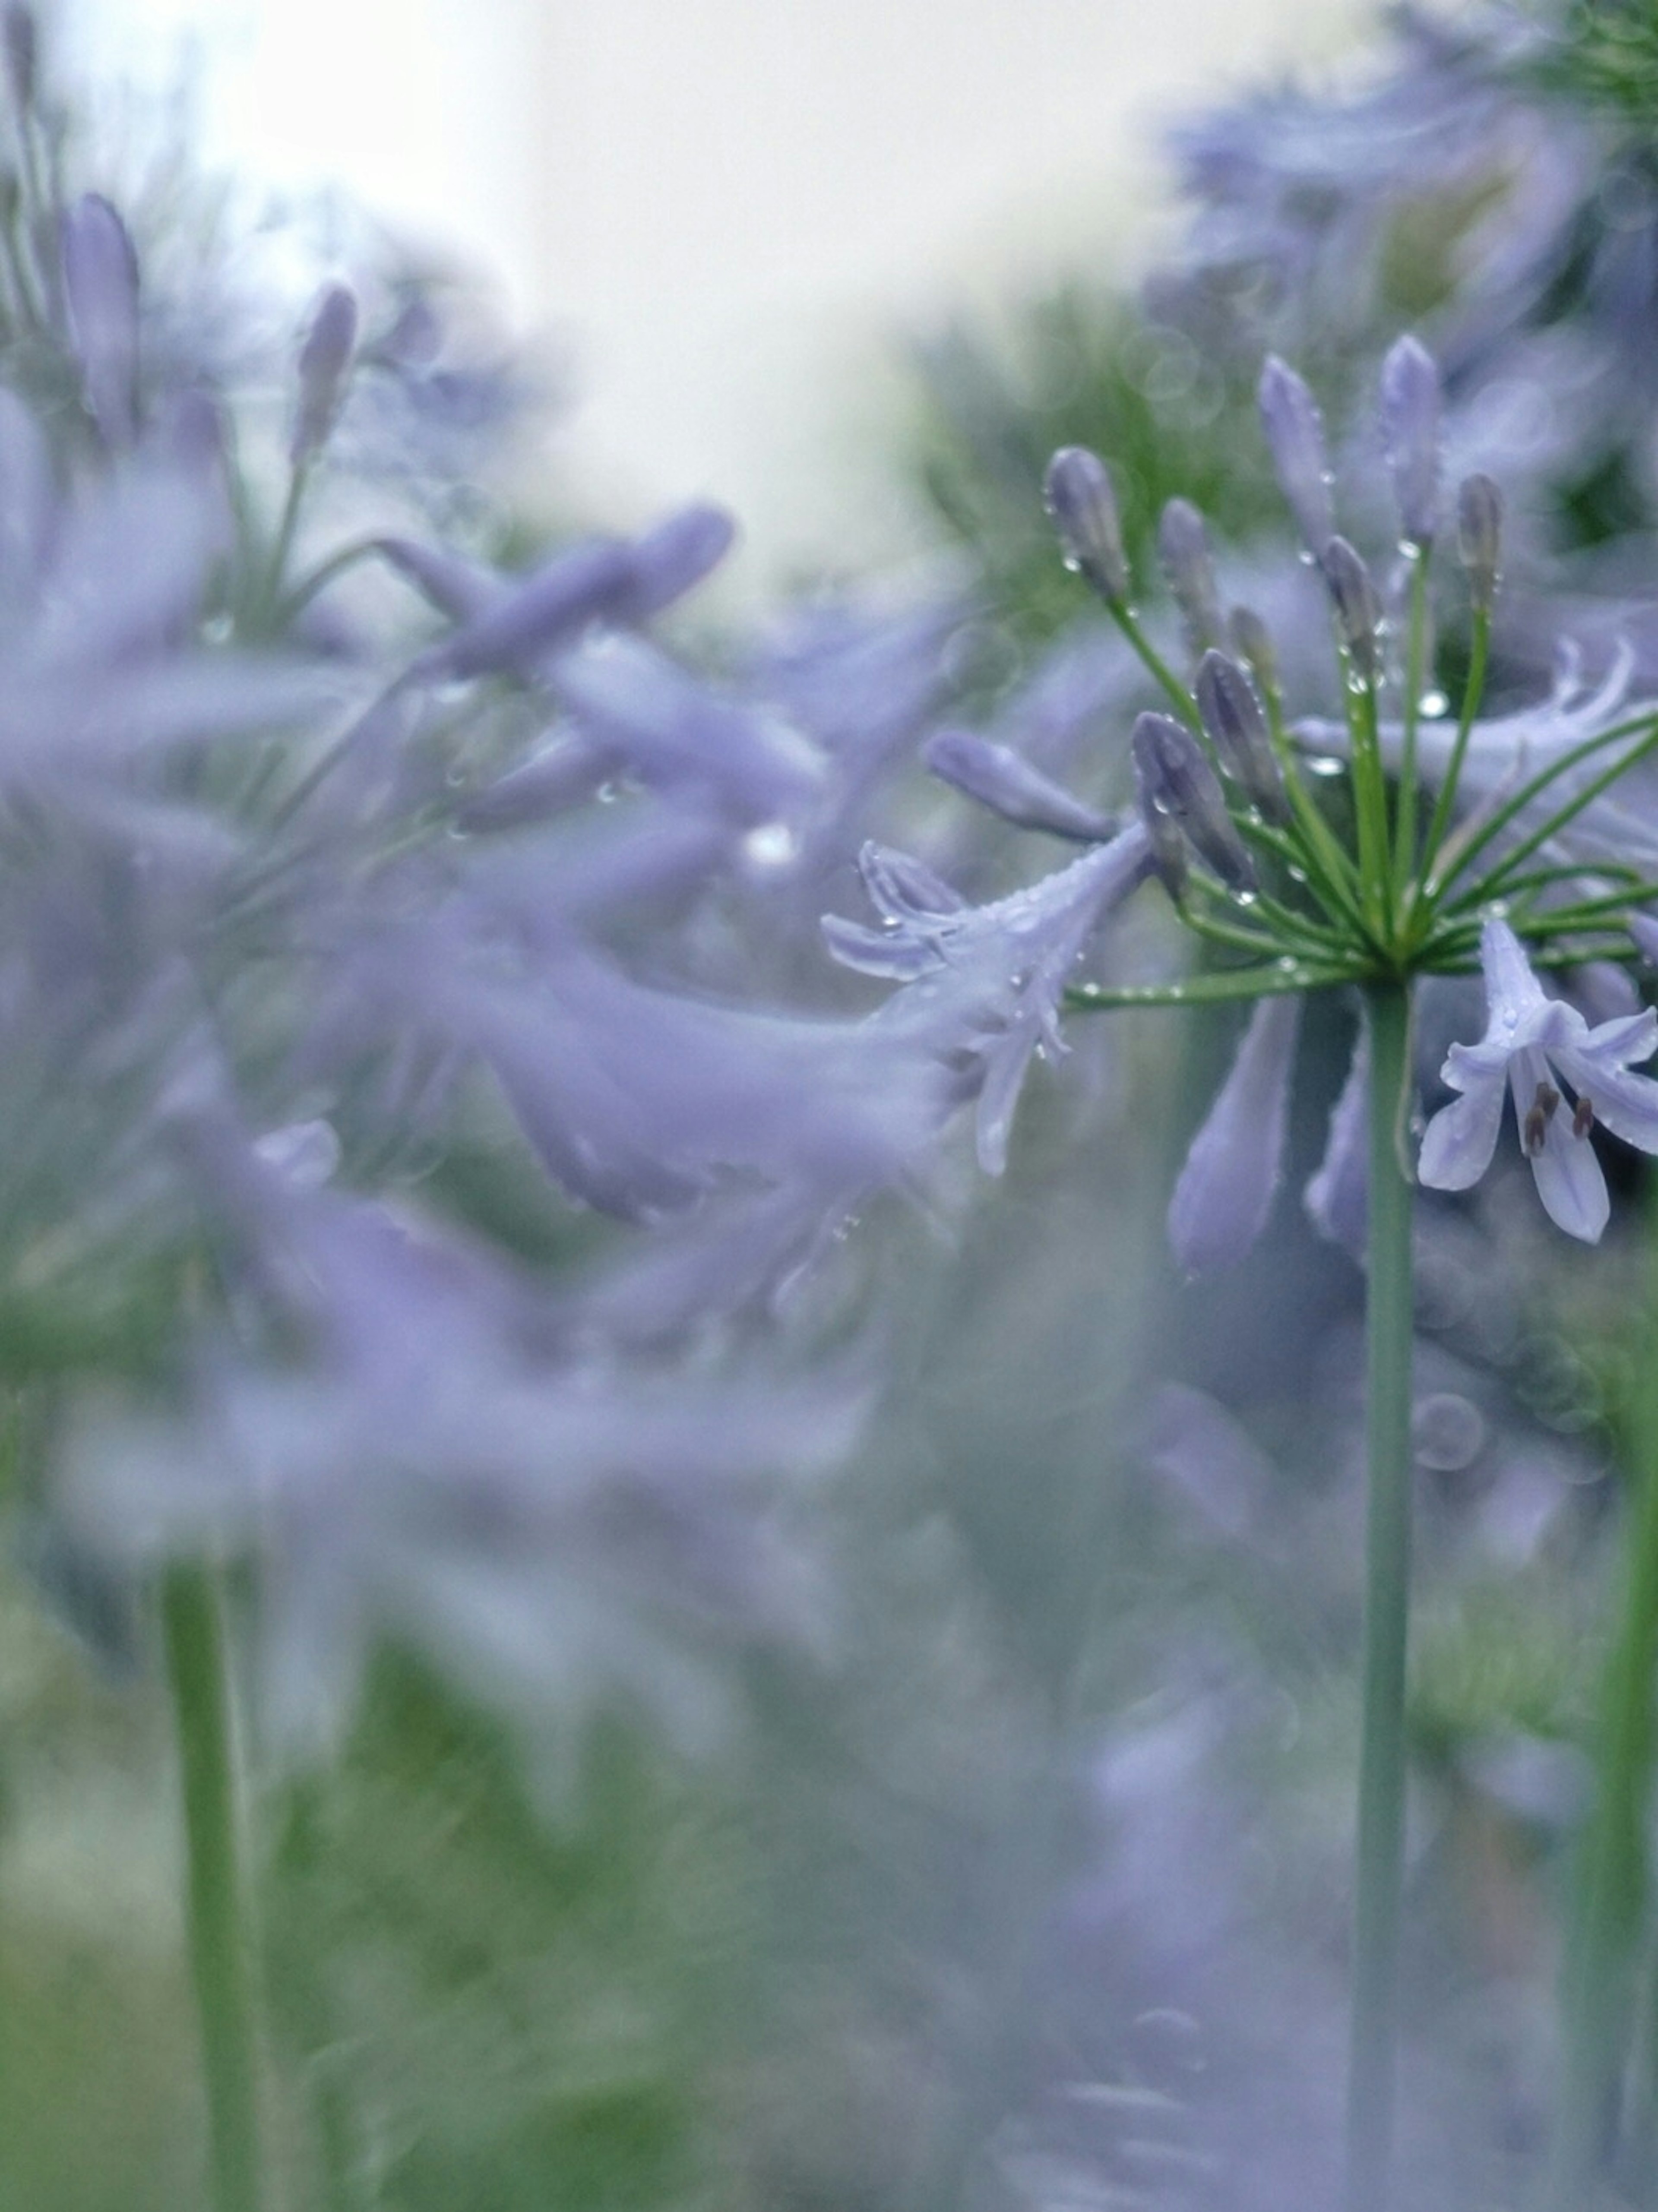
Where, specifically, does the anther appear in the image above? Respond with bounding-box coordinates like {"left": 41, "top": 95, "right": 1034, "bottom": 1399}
{"left": 1573, "top": 1093, "right": 1595, "bottom": 1140}
{"left": 1524, "top": 1081, "right": 1561, "bottom": 1156}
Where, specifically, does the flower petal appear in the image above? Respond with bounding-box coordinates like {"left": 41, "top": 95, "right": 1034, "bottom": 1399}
{"left": 1168, "top": 994, "right": 1300, "bottom": 1276}
{"left": 1530, "top": 1108, "right": 1610, "bottom": 1242}
{"left": 1418, "top": 1078, "right": 1506, "bottom": 1191}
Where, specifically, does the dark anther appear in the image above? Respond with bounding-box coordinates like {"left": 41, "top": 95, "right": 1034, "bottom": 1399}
{"left": 1573, "top": 1093, "right": 1595, "bottom": 1141}
{"left": 1524, "top": 1081, "right": 1561, "bottom": 1157}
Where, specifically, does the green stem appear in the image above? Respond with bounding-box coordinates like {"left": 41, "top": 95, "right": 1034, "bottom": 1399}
{"left": 1544, "top": 1224, "right": 1658, "bottom": 2211}
{"left": 161, "top": 1567, "right": 266, "bottom": 2212}
{"left": 1414, "top": 605, "right": 1489, "bottom": 906}
{"left": 1065, "top": 961, "right": 1357, "bottom": 1012}
{"left": 1107, "top": 600, "right": 1199, "bottom": 724}
{"left": 1345, "top": 978, "right": 1415, "bottom": 2212}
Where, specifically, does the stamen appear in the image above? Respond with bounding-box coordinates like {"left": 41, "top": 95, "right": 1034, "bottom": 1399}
{"left": 1573, "top": 1093, "right": 1595, "bottom": 1140}
{"left": 1524, "top": 1080, "right": 1561, "bottom": 1156}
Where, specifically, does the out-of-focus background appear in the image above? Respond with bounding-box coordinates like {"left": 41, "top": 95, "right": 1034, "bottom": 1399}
{"left": 64, "top": 0, "right": 1371, "bottom": 582}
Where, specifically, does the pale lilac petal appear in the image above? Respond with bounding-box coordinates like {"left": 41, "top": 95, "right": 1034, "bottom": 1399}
{"left": 1629, "top": 913, "right": 1658, "bottom": 966}
{"left": 1304, "top": 1020, "right": 1368, "bottom": 1252}
{"left": 1480, "top": 917, "right": 1550, "bottom": 1031}
{"left": 1553, "top": 1047, "right": 1658, "bottom": 1153}
{"left": 1417, "top": 1080, "right": 1505, "bottom": 1191}
{"left": 1168, "top": 994, "right": 1300, "bottom": 1275}
{"left": 1529, "top": 1107, "right": 1610, "bottom": 1242}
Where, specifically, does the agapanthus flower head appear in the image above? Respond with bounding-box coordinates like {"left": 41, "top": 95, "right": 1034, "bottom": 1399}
{"left": 1418, "top": 916, "right": 1658, "bottom": 1242}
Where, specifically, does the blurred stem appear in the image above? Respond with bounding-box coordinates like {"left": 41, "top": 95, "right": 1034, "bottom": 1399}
{"left": 274, "top": 1780, "right": 371, "bottom": 2212}
{"left": 162, "top": 1566, "right": 266, "bottom": 2212}
{"left": 1544, "top": 1221, "right": 1658, "bottom": 2212}
{"left": 1345, "top": 977, "right": 1414, "bottom": 2212}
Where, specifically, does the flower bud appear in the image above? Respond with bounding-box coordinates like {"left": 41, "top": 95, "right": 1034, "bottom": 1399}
{"left": 1258, "top": 355, "right": 1333, "bottom": 555}
{"left": 1195, "top": 650, "right": 1287, "bottom": 822}
{"left": 4, "top": 5, "right": 36, "bottom": 112}
{"left": 924, "top": 727, "right": 1117, "bottom": 843}
{"left": 60, "top": 193, "right": 139, "bottom": 448}
{"left": 1228, "top": 604, "right": 1278, "bottom": 698}
{"left": 291, "top": 281, "right": 359, "bottom": 464}
{"left": 1131, "top": 710, "right": 1256, "bottom": 894}
{"left": 1321, "top": 535, "right": 1383, "bottom": 682}
{"left": 1044, "top": 445, "right": 1129, "bottom": 603}
{"left": 1158, "top": 496, "right": 1224, "bottom": 657}
{"left": 1379, "top": 335, "right": 1441, "bottom": 549}
{"left": 1456, "top": 473, "right": 1503, "bottom": 613}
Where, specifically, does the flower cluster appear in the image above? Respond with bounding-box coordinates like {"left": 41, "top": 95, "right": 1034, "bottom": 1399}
{"left": 839, "top": 325, "right": 1658, "bottom": 1261}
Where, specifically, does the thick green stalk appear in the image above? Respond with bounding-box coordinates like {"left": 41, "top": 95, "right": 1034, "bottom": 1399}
{"left": 1345, "top": 979, "right": 1415, "bottom": 2212}
{"left": 161, "top": 1566, "right": 266, "bottom": 2212}
{"left": 1545, "top": 1224, "right": 1658, "bottom": 2211}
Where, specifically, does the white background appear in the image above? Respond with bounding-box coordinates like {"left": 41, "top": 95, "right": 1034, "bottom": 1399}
{"left": 63, "top": 0, "right": 1377, "bottom": 581}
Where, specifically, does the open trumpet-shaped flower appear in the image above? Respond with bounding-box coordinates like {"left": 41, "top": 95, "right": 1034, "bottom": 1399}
{"left": 1418, "top": 917, "right": 1658, "bottom": 1241}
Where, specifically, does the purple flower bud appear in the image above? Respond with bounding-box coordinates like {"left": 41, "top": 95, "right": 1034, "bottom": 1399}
{"left": 1194, "top": 650, "right": 1287, "bottom": 822}
{"left": 1131, "top": 709, "right": 1256, "bottom": 894}
{"left": 1456, "top": 473, "right": 1503, "bottom": 613}
{"left": 426, "top": 538, "right": 637, "bottom": 678}
{"left": 1228, "top": 604, "right": 1278, "bottom": 698}
{"left": 60, "top": 194, "right": 139, "bottom": 448}
{"left": 1044, "top": 445, "right": 1129, "bottom": 602}
{"left": 291, "top": 282, "right": 359, "bottom": 464}
{"left": 924, "top": 727, "right": 1117, "bottom": 842}
{"left": 1158, "top": 497, "right": 1224, "bottom": 657}
{"left": 1321, "top": 535, "right": 1383, "bottom": 682}
{"left": 1258, "top": 355, "right": 1333, "bottom": 554}
{"left": 4, "top": 5, "right": 35, "bottom": 111}
{"left": 621, "top": 502, "right": 736, "bottom": 620}
{"left": 1168, "top": 994, "right": 1301, "bottom": 1275}
{"left": 1379, "top": 335, "right": 1441, "bottom": 549}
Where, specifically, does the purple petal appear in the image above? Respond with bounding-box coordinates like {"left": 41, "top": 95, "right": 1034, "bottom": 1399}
{"left": 1168, "top": 994, "right": 1300, "bottom": 1275}
{"left": 1304, "top": 1020, "right": 1368, "bottom": 1253}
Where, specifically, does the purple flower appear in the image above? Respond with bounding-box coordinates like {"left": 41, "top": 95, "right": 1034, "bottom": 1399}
{"left": 826, "top": 826, "right": 1153, "bottom": 1173}
{"left": 61, "top": 1178, "right": 860, "bottom": 1757}
{"left": 1418, "top": 917, "right": 1658, "bottom": 1241}
{"left": 1168, "top": 993, "right": 1301, "bottom": 1275}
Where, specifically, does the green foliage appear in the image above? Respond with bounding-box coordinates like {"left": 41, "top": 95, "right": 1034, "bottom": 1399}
{"left": 905, "top": 292, "right": 1280, "bottom": 659}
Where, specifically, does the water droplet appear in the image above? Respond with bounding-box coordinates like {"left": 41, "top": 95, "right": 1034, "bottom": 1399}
{"left": 1480, "top": 898, "right": 1510, "bottom": 922}
{"left": 1304, "top": 755, "right": 1345, "bottom": 779}
{"left": 1421, "top": 689, "right": 1448, "bottom": 718}
{"left": 1234, "top": 887, "right": 1259, "bottom": 908}
{"left": 1287, "top": 864, "right": 1308, "bottom": 884}
{"left": 1276, "top": 955, "right": 1300, "bottom": 975}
